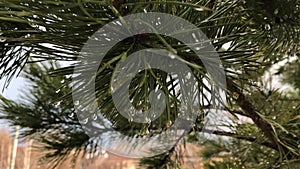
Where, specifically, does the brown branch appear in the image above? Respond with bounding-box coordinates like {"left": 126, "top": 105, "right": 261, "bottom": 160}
{"left": 230, "top": 109, "right": 251, "bottom": 118}
{"left": 226, "top": 78, "right": 286, "bottom": 152}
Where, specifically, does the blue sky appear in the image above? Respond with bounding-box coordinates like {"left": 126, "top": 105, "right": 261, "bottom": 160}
{"left": 0, "top": 77, "right": 25, "bottom": 100}
{"left": 0, "top": 60, "right": 73, "bottom": 129}
{"left": 0, "top": 76, "right": 26, "bottom": 129}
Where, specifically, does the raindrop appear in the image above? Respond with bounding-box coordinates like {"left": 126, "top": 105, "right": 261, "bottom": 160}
{"left": 60, "top": 79, "right": 65, "bottom": 83}
{"left": 74, "top": 100, "right": 80, "bottom": 105}
{"left": 146, "top": 117, "right": 151, "bottom": 124}
{"left": 194, "top": 7, "right": 204, "bottom": 12}
{"left": 186, "top": 72, "right": 192, "bottom": 79}
{"left": 80, "top": 118, "right": 89, "bottom": 124}
{"left": 274, "top": 8, "right": 279, "bottom": 15}
{"left": 168, "top": 53, "right": 176, "bottom": 59}
{"left": 0, "top": 38, "right": 6, "bottom": 42}
{"left": 272, "top": 116, "right": 277, "bottom": 120}
{"left": 92, "top": 114, "right": 98, "bottom": 120}
{"left": 65, "top": 74, "right": 72, "bottom": 79}
{"left": 54, "top": 101, "right": 61, "bottom": 107}
{"left": 264, "top": 24, "right": 271, "bottom": 31}
{"left": 55, "top": 89, "right": 61, "bottom": 93}
{"left": 68, "top": 113, "right": 74, "bottom": 118}
{"left": 157, "top": 93, "right": 162, "bottom": 99}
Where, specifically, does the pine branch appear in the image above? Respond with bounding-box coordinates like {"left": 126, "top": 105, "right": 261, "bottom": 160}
{"left": 197, "top": 128, "right": 277, "bottom": 150}
{"left": 226, "top": 78, "right": 295, "bottom": 156}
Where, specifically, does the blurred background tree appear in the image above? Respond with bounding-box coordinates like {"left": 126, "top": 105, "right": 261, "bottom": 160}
{"left": 0, "top": 0, "right": 300, "bottom": 168}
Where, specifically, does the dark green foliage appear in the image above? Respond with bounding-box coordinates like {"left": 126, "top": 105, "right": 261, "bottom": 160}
{"left": 199, "top": 73, "right": 300, "bottom": 168}
{"left": 0, "top": 0, "right": 300, "bottom": 168}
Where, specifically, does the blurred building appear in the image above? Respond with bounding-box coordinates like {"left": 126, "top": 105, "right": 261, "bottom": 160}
{"left": 0, "top": 128, "right": 209, "bottom": 169}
